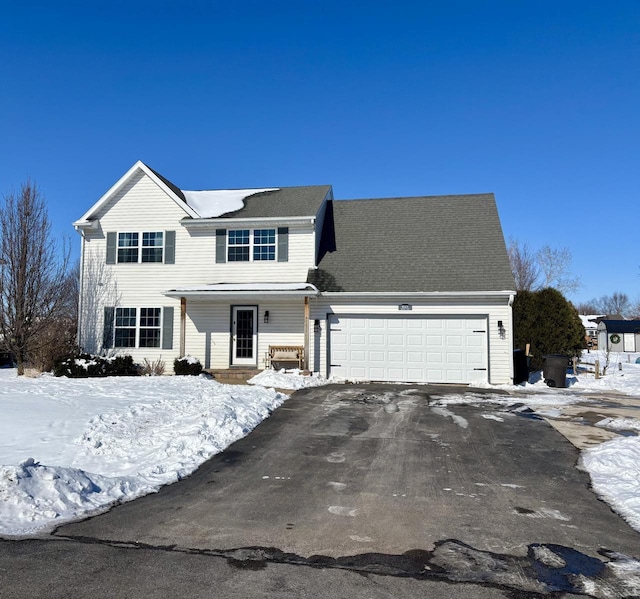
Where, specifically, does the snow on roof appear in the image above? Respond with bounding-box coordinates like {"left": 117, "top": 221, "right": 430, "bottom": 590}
{"left": 181, "top": 188, "right": 279, "bottom": 218}
{"left": 580, "top": 315, "right": 604, "bottom": 329}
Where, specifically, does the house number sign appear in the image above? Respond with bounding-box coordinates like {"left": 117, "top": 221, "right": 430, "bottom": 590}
{"left": 399, "top": 304, "right": 412, "bottom": 311}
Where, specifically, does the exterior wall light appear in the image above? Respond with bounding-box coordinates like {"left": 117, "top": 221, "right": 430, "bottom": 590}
{"left": 314, "top": 319, "right": 321, "bottom": 333}
{"left": 264, "top": 311, "right": 269, "bottom": 323}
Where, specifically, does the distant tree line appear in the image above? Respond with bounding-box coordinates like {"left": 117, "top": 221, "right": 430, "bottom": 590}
{"left": 0, "top": 181, "right": 77, "bottom": 374}
{"left": 575, "top": 292, "right": 640, "bottom": 320}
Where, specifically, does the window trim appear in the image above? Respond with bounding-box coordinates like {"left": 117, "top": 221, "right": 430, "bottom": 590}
{"left": 227, "top": 228, "right": 277, "bottom": 262}
{"left": 116, "top": 231, "right": 164, "bottom": 264}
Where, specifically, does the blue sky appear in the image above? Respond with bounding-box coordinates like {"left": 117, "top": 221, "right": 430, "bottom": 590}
{"left": 1, "top": 1, "right": 638, "bottom": 304}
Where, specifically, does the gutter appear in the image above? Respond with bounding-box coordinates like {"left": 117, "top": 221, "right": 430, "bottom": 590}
{"left": 181, "top": 216, "right": 316, "bottom": 229}
{"left": 319, "top": 290, "right": 517, "bottom": 299}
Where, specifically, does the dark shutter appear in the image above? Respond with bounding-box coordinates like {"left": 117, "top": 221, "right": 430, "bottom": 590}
{"left": 106, "top": 232, "right": 117, "bottom": 264}
{"left": 162, "top": 307, "right": 174, "bottom": 350}
{"left": 103, "top": 306, "right": 115, "bottom": 349}
{"left": 277, "top": 227, "right": 288, "bottom": 262}
{"left": 164, "top": 231, "right": 175, "bottom": 264}
{"left": 216, "top": 229, "right": 226, "bottom": 263}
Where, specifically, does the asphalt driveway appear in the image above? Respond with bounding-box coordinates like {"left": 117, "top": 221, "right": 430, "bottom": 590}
{"left": 47, "top": 384, "right": 640, "bottom": 596}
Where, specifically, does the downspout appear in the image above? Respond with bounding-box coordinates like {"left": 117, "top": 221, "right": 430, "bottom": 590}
{"left": 180, "top": 297, "right": 186, "bottom": 357}
{"left": 303, "top": 296, "right": 310, "bottom": 371}
{"left": 508, "top": 293, "right": 515, "bottom": 383}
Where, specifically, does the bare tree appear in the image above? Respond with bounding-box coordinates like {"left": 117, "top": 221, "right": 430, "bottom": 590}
{"left": 629, "top": 298, "right": 640, "bottom": 320}
{"left": 596, "top": 291, "right": 631, "bottom": 317}
{"left": 507, "top": 238, "right": 540, "bottom": 291}
{"left": 536, "top": 245, "right": 581, "bottom": 295}
{"left": 78, "top": 249, "right": 121, "bottom": 354}
{"left": 507, "top": 238, "right": 581, "bottom": 295}
{"left": 0, "top": 181, "right": 71, "bottom": 374}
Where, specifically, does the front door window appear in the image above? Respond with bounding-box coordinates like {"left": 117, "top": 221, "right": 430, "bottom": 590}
{"left": 232, "top": 306, "right": 257, "bottom": 365}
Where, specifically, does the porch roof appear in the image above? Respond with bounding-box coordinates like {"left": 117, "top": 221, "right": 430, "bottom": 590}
{"left": 163, "top": 282, "right": 319, "bottom": 299}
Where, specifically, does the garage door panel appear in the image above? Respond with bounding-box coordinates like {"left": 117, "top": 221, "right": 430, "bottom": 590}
{"left": 388, "top": 367, "right": 405, "bottom": 379}
{"left": 466, "top": 336, "right": 484, "bottom": 348}
{"left": 407, "top": 351, "right": 424, "bottom": 363}
{"left": 466, "top": 352, "right": 484, "bottom": 366}
{"left": 388, "top": 351, "right": 405, "bottom": 363}
{"left": 350, "top": 334, "right": 366, "bottom": 345}
{"left": 446, "top": 352, "right": 463, "bottom": 364}
{"left": 329, "top": 315, "right": 487, "bottom": 384}
{"left": 407, "top": 368, "right": 425, "bottom": 379}
{"left": 388, "top": 334, "right": 405, "bottom": 346}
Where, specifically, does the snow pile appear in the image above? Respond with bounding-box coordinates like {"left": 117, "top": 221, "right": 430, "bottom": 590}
{"left": 580, "top": 436, "right": 640, "bottom": 531}
{"left": 182, "top": 188, "right": 278, "bottom": 218}
{"left": 0, "top": 371, "right": 286, "bottom": 536}
{"left": 596, "top": 417, "right": 640, "bottom": 432}
{"left": 249, "top": 368, "right": 330, "bottom": 390}
{"left": 0, "top": 458, "right": 145, "bottom": 536}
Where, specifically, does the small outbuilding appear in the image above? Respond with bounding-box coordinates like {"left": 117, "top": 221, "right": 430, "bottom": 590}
{"left": 597, "top": 320, "right": 640, "bottom": 352}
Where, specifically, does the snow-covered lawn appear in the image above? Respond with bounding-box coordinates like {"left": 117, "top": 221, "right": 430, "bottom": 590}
{"left": 0, "top": 369, "right": 287, "bottom": 536}
{"left": 1, "top": 352, "right": 639, "bottom": 540}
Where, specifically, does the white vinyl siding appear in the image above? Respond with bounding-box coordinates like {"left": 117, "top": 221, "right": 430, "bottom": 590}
{"left": 79, "top": 170, "right": 317, "bottom": 368}
{"left": 185, "top": 300, "right": 304, "bottom": 369}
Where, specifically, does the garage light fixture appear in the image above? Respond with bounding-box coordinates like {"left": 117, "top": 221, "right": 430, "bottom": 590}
{"left": 314, "top": 319, "right": 321, "bottom": 333}
{"left": 264, "top": 311, "right": 269, "bottom": 323}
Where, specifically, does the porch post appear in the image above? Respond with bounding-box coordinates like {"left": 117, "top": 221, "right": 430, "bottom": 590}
{"left": 303, "top": 296, "right": 310, "bottom": 371}
{"left": 180, "top": 296, "right": 186, "bottom": 357}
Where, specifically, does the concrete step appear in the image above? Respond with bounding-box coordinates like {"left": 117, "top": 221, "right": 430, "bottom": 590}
{"left": 207, "top": 368, "right": 259, "bottom": 384}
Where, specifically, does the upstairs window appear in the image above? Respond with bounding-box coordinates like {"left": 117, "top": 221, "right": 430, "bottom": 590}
{"left": 107, "top": 231, "right": 174, "bottom": 265}
{"left": 142, "top": 232, "right": 163, "bottom": 262}
{"left": 227, "top": 228, "right": 276, "bottom": 262}
{"left": 253, "top": 229, "right": 276, "bottom": 261}
{"left": 228, "top": 229, "right": 250, "bottom": 262}
{"left": 117, "top": 232, "right": 164, "bottom": 263}
{"left": 118, "top": 233, "right": 139, "bottom": 263}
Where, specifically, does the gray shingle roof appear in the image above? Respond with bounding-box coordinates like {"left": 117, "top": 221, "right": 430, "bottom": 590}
{"left": 308, "top": 194, "right": 516, "bottom": 293}
{"left": 145, "top": 164, "right": 186, "bottom": 201}
{"left": 144, "top": 163, "right": 331, "bottom": 219}
{"left": 187, "top": 185, "right": 332, "bottom": 219}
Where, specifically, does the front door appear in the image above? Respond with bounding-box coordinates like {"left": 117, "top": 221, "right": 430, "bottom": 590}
{"left": 232, "top": 306, "right": 257, "bottom": 366}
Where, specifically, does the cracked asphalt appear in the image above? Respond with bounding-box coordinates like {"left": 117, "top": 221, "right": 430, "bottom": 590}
{"left": 1, "top": 384, "right": 639, "bottom": 598}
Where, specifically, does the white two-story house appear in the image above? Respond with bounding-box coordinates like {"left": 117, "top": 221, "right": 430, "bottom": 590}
{"left": 74, "top": 161, "right": 516, "bottom": 384}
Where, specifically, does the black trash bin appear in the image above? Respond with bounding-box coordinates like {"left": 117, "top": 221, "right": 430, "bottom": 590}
{"left": 513, "top": 349, "right": 529, "bottom": 384}
{"left": 542, "top": 354, "right": 569, "bottom": 388}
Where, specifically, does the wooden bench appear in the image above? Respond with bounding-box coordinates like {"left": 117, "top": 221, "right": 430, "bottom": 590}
{"left": 267, "top": 345, "right": 304, "bottom": 370}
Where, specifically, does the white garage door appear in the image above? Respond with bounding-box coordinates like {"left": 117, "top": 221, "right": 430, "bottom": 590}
{"left": 328, "top": 315, "right": 488, "bottom": 384}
